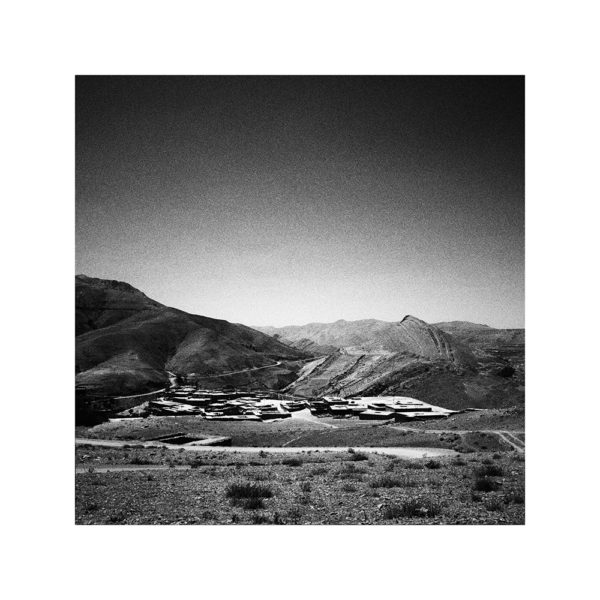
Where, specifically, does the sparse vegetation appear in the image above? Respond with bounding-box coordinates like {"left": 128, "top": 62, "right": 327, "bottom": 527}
{"left": 475, "top": 464, "right": 504, "bottom": 477}
{"left": 76, "top": 443, "right": 524, "bottom": 524}
{"left": 473, "top": 477, "right": 501, "bottom": 492}
{"left": 369, "top": 474, "right": 415, "bottom": 488}
{"left": 310, "top": 466, "right": 328, "bottom": 476}
{"left": 383, "top": 498, "right": 442, "bottom": 519}
{"left": 236, "top": 497, "right": 265, "bottom": 510}
{"left": 225, "top": 482, "right": 273, "bottom": 504}
{"left": 484, "top": 498, "right": 505, "bottom": 512}
{"left": 347, "top": 451, "right": 369, "bottom": 462}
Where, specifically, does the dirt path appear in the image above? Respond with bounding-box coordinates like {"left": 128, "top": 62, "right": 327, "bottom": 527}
{"left": 186, "top": 361, "right": 283, "bottom": 379}
{"left": 496, "top": 431, "right": 525, "bottom": 453}
{"left": 75, "top": 437, "right": 457, "bottom": 459}
{"left": 389, "top": 426, "right": 525, "bottom": 453}
{"left": 289, "top": 408, "right": 338, "bottom": 428}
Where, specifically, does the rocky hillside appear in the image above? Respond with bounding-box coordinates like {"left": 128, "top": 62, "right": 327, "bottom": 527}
{"left": 256, "top": 316, "right": 477, "bottom": 366}
{"left": 434, "top": 321, "right": 524, "bottom": 351}
{"left": 76, "top": 276, "right": 308, "bottom": 396}
{"left": 261, "top": 317, "right": 524, "bottom": 410}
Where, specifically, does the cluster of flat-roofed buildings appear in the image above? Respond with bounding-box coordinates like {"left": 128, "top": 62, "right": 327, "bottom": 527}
{"left": 313, "top": 395, "right": 454, "bottom": 421}
{"left": 140, "top": 384, "right": 453, "bottom": 423}
{"left": 147, "top": 387, "right": 305, "bottom": 421}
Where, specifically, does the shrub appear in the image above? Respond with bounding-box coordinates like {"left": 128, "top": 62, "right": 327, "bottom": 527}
{"left": 505, "top": 490, "right": 525, "bottom": 504}
{"left": 226, "top": 482, "right": 273, "bottom": 501}
{"left": 108, "top": 510, "right": 126, "bottom": 523}
{"left": 300, "top": 482, "right": 311, "bottom": 492}
{"left": 347, "top": 451, "right": 369, "bottom": 462}
{"left": 341, "top": 483, "right": 357, "bottom": 492}
{"left": 281, "top": 457, "right": 303, "bottom": 467}
{"left": 475, "top": 465, "right": 504, "bottom": 477}
{"left": 369, "top": 475, "right": 415, "bottom": 489}
{"left": 383, "top": 499, "right": 442, "bottom": 519}
{"left": 473, "top": 477, "right": 501, "bottom": 492}
{"left": 339, "top": 463, "right": 366, "bottom": 479}
{"left": 238, "top": 497, "right": 265, "bottom": 510}
{"left": 404, "top": 461, "right": 424, "bottom": 470}
{"left": 130, "top": 455, "right": 153, "bottom": 465}
{"left": 425, "top": 460, "right": 442, "bottom": 470}
{"left": 452, "top": 457, "right": 467, "bottom": 466}
{"left": 311, "top": 466, "right": 328, "bottom": 476}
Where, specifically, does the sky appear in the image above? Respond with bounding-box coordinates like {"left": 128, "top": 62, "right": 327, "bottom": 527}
{"left": 76, "top": 76, "right": 524, "bottom": 328}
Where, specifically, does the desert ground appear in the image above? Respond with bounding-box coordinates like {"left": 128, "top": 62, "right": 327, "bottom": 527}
{"left": 76, "top": 407, "right": 524, "bottom": 525}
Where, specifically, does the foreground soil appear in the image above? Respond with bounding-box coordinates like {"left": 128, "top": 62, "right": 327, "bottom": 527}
{"left": 76, "top": 408, "right": 523, "bottom": 453}
{"left": 76, "top": 446, "right": 525, "bottom": 525}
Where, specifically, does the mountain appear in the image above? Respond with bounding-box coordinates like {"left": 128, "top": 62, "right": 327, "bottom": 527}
{"left": 76, "top": 274, "right": 164, "bottom": 335}
{"left": 76, "top": 276, "right": 308, "bottom": 396}
{"left": 257, "top": 317, "right": 524, "bottom": 410}
{"left": 76, "top": 277, "right": 524, "bottom": 410}
{"left": 255, "top": 316, "right": 477, "bottom": 367}
{"left": 434, "top": 321, "right": 525, "bottom": 351}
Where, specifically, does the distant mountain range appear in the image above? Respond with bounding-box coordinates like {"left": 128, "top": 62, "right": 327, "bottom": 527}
{"left": 76, "top": 276, "right": 524, "bottom": 409}
{"left": 256, "top": 317, "right": 478, "bottom": 366}
{"left": 255, "top": 317, "right": 524, "bottom": 409}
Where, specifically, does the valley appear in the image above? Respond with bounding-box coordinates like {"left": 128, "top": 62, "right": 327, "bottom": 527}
{"left": 75, "top": 275, "right": 525, "bottom": 525}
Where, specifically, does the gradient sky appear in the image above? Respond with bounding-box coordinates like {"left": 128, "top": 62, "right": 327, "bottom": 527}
{"left": 76, "top": 76, "right": 524, "bottom": 328}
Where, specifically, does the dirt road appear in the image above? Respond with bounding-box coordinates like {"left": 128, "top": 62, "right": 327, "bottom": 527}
{"left": 75, "top": 437, "right": 458, "bottom": 459}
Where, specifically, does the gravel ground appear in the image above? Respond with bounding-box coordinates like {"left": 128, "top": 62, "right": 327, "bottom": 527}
{"left": 76, "top": 448, "right": 525, "bottom": 525}
{"left": 401, "top": 407, "right": 524, "bottom": 431}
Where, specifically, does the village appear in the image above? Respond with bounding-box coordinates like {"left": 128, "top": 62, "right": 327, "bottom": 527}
{"left": 117, "top": 381, "right": 455, "bottom": 424}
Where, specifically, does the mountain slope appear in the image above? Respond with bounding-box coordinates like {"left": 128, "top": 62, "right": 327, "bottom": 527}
{"left": 76, "top": 276, "right": 307, "bottom": 396}
{"left": 256, "top": 316, "right": 477, "bottom": 367}
{"left": 434, "top": 321, "right": 525, "bottom": 351}
{"left": 262, "top": 317, "right": 523, "bottom": 409}
{"left": 76, "top": 274, "right": 164, "bottom": 335}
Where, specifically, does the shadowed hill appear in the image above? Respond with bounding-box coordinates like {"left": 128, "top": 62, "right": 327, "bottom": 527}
{"left": 76, "top": 274, "right": 164, "bottom": 335}
{"left": 76, "top": 276, "right": 308, "bottom": 396}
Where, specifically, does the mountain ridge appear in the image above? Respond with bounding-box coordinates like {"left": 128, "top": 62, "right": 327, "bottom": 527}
{"left": 76, "top": 276, "right": 308, "bottom": 396}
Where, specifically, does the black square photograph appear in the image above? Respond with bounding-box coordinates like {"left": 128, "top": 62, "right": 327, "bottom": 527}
{"left": 75, "top": 75, "right": 525, "bottom": 525}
